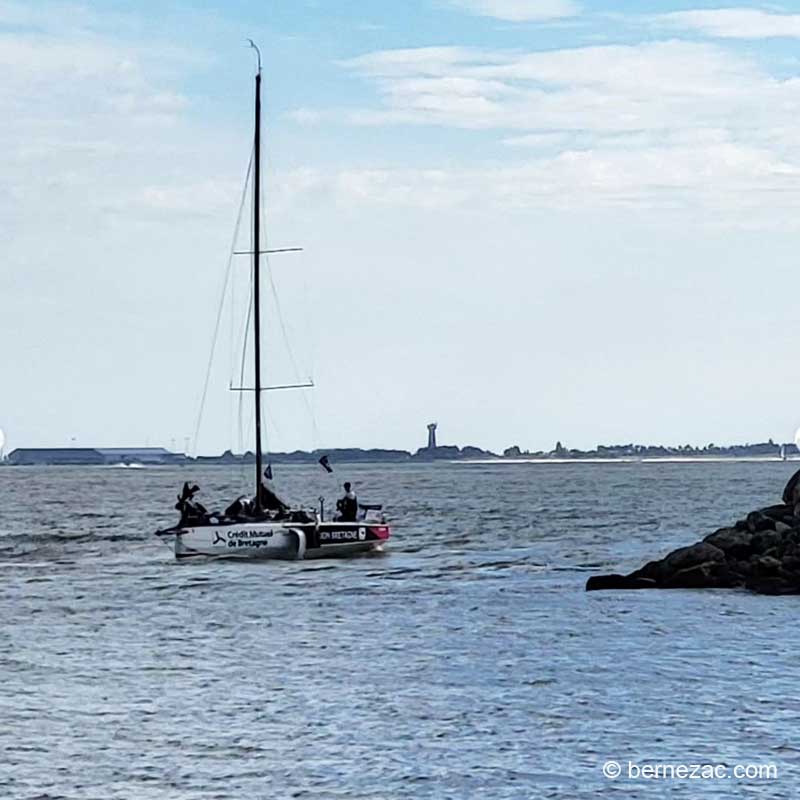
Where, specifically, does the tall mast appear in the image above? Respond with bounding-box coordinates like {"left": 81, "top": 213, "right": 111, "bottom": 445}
{"left": 251, "top": 43, "right": 264, "bottom": 509}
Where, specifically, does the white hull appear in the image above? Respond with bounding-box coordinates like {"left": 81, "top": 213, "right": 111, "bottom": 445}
{"left": 170, "top": 521, "right": 389, "bottom": 560}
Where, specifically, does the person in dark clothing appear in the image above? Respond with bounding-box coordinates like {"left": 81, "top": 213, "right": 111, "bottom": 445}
{"left": 336, "top": 482, "right": 358, "bottom": 522}
{"left": 224, "top": 495, "right": 249, "bottom": 519}
{"left": 259, "top": 469, "right": 290, "bottom": 516}
{"left": 175, "top": 482, "right": 208, "bottom": 524}
{"left": 259, "top": 482, "right": 289, "bottom": 515}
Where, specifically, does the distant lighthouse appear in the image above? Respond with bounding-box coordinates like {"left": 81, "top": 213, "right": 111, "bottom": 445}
{"left": 427, "top": 423, "right": 438, "bottom": 450}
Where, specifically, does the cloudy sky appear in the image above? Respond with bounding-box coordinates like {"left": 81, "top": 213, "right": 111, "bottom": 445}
{"left": 3, "top": 0, "right": 800, "bottom": 455}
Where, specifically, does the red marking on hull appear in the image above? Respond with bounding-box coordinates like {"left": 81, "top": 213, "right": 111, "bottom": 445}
{"left": 369, "top": 526, "right": 391, "bottom": 541}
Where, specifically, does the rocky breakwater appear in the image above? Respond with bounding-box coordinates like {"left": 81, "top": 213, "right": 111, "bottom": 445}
{"left": 587, "top": 470, "right": 800, "bottom": 595}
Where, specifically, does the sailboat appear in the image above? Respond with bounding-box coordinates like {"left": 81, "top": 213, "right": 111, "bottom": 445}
{"left": 156, "top": 45, "right": 391, "bottom": 560}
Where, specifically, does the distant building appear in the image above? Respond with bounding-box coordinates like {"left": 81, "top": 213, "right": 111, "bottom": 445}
{"left": 427, "top": 423, "right": 438, "bottom": 450}
{"left": 8, "top": 448, "right": 104, "bottom": 466}
{"left": 7, "top": 447, "right": 185, "bottom": 466}
{"left": 97, "top": 448, "right": 183, "bottom": 465}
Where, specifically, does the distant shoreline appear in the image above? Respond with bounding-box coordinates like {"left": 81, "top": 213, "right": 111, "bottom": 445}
{"left": 4, "top": 441, "right": 800, "bottom": 467}
{"left": 458, "top": 455, "right": 800, "bottom": 465}
{"left": 3, "top": 456, "right": 800, "bottom": 469}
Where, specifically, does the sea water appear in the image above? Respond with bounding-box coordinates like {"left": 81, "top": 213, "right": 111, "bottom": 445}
{"left": 1, "top": 461, "right": 797, "bottom": 799}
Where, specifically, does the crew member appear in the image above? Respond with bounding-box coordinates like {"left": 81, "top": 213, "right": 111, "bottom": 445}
{"left": 337, "top": 482, "right": 358, "bottom": 522}
{"left": 176, "top": 483, "right": 208, "bottom": 523}
{"left": 259, "top": 480, "right": 290, "bottom": 516}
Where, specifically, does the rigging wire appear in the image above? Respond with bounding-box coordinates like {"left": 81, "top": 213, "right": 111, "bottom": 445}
{"left": 191, "top": 149, "right": 253, "bottom": 458}
{"left": 259, "top": 114, "right": 321, "bottom": 450}
{"left": 229, "top": 112, "right": 321, "bottom": 493}
{"left": 263, "top": 255, "right": 305, "bottom": 384}
{"left": 260, "top": 209, "right": 322, "bottom": 448}
{"left": 237, "top": 263, "right": 253, "bottom": 456}
{"left": 265, "top": 254, "right": 321, "bottom": 445}
{"left": 236, "top": 179, "right": 255, "bottom": 486}
{"left": 229, "top": 188, "right": 239, "bottom": 453}
{"left": 189, "top": 83, "right": 318, "bottom": 499}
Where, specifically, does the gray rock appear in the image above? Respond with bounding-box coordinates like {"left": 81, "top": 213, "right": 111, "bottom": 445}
{"left": 729, "top": 559, "right": 753, "bottom": 579}
{"left": 751, "top": 529, "right": 784, "bottom": 555}
{"left": 585, "top": 575, "right": 658, "bottom": 591}
{"left": 782, "top": 555, "right": 800, "bottom": 571}
{"left": 629, "top": 559, "right": 663, "bottom": 582}
{"left": 747, "top": 511, "right": 775, "bottom": 534}
{"left": 662, "top": 561, "right": 739, "bottom": 589}
{"left": 782, "top": 468, "right": 800, "bottom": 505}
{"left": 754, "top": 555, "right": 783, "bottom": 575}
{"left": 703, "top": 527, "right": 753, "bottom": 558}
{"left": 663, "top": 542, "right": 725, "bottom": 574}
{"left": 758, "top": 504, "right": 794, "bottom": 522}
{"left": 585, "top": 474, "right": 800, "bottom": 593}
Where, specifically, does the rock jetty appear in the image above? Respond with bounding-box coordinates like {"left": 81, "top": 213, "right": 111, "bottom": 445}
{"left": 587, "top": 469, "right": 800, "bottom": 595}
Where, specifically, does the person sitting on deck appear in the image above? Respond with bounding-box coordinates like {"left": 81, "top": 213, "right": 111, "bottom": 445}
{"left": 176, "top": 482, "right": 208, "bottom": 524}
{"left": 259, "top": 469, "right": 290, "bottom": 516}
{"left": 336, "top": 482, "right": 358, "bottom": 522}
{"left": 224, "top": 495, "right": 249, "bottom": 520}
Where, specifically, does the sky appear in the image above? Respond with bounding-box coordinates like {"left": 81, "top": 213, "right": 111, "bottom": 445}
{"left": 4, "top": 0, "right": 800, "bottom": 455}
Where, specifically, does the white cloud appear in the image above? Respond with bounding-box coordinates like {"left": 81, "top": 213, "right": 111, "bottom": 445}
{"left": 658, "top": 8, "right": 800, "bottom": 39}
{"left": 0, "top": 0, "right": 97, "bottom": 29}
{"left": 287, "top": 108, "right": 325, "bottom": 125}
{"left": 108, "top": 90, "right": 189, "bottom": 117}
{"left": 449, "top": 0, "right": 581, "bottom": 22}
{"left": 343, "top": 41, "right": 796, "bottom": 134}
{"left": 278, "top": 134, "right": 800, "bottom": 222}
{"left": 313, "top": 40, "right": 800, "bottom": 222}
{"left": 139, "top": 180, "right": 240, "bottom": 214}
{"left": 0, "top": 10, "right": 210, "bottom": 215}
{"left": 0, "top": 6, "right": 261, "bottom": 453}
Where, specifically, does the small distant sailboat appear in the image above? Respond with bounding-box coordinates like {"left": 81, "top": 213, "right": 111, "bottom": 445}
{"left": 156, "top": 45, "right": 391, "bottom": 560}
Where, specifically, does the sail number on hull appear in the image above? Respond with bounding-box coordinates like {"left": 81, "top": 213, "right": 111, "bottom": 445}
{"left": 320, "top": 528, "right": 368, "bottom": 543}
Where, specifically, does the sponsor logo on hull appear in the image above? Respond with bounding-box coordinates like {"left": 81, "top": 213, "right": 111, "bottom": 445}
{"left": 318, "top": 526, "right": 390, "bottom": 544}
{"left": 182, "top": 526, "right": 290, "bottom": 552}
{"left": 228, "top": 529, "right": 277, "bottom": 539}
{"left": 319, "top": 527, "right": 369, "bottom": 543}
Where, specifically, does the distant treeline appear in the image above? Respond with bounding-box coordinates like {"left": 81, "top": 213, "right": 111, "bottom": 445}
{"left": 195, "top": 440, "right": 800, "bottom": 464}
{"left": 195, "top": 446, "right": 492, "bottom": 464}
{"left": 6, "top": 441, "right": 797, "bottom": 467}
{"left": 524, "top": 440, "right": 799, "bottom": 460}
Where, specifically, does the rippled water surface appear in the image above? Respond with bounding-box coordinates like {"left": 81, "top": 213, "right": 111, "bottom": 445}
{"left": 2, "top": 461, "right": 799, "bottom": 798}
